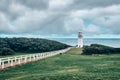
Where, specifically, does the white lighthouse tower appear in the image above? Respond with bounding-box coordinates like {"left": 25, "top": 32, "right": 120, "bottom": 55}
{"left": 78, "top": 32, "right": 83, "bottom": 48}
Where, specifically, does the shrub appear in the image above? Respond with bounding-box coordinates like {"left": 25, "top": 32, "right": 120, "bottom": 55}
{"left": 82, "top": 44, "right": 120, "bottom": 55}
{"left": 0, "top": 47, "right": 15, "bottom": 56}
{"left": 0, "top": 38, "right": 70, "bottom": 53}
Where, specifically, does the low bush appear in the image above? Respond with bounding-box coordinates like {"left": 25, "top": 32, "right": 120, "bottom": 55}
{"left": 82, "top": 44, "right": 120, "bottom": 55}
{"left": 0, "top": 38, "right": 70, "bottom": 54}
{"left": 0, "top": 47, "right": 15, "bottom": 56}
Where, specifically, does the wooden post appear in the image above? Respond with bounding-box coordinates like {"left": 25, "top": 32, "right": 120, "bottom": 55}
{"left": 21, "top": 56, "right": 23, "bottom": 63}
{"left": 2, "top": 61, "right": 4, "bottom": 69}
{"left": 14, "top": 57, "right": 16, "bottom": 62}
{"left": 18, "top": 58, "right": 21, "bottom": 64}
{"left": 33, "top": 55, "right": 35, "bottom": 61}
{"left": 8, "top": 58, "right": 10, "bottom": 64}
{"left": 41, "top": 54, "right": 43, "bottom": 59}
{"left": 37, "top": 54, "right": 39, "bottom": 59}
{"left": 15, "top": 57, "right": 18, "bottom": 65}
{"left": 50, "top": 53, "right": 52, "bottom": 56}
{"left": 40, "top": 54, "right": 42, "bottom": 59}
{"left": 46, "top": 53, "right": 48, "bottom": 57}
{"left": 0, "top": 59, "right": 1, "bottom": 66}
{"left": 25, "top": 56, "right": 27, "bottom": 63}
{"left": 43, "top": 54, "right": 45, "bottom": 58}
{"left": 34, "top": 55, "right": 36, "bottom": 60}
{"left": 37, "top": 55, "right": 39, "bottom": 60}
{"left": 11, "top": 59, "right": 13, "bottom": 66}
{"left": 29, "top": 55, "right": 31, "bottom": 62}
{"left": 44, "top": 53, "right": 46, "bottom": 58}
{"left": 39, "top": 54, "right": 41, "bottom": 59}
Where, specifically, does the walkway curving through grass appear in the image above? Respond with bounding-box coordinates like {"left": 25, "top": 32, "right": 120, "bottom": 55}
{"left": 0, "top": 48, "right": 120, "bottom": 80}
{"left": 0, "top": 48, "right": 71, "bottom": 69}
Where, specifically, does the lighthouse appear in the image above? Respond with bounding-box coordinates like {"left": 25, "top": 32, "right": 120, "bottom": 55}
{"left": 78, "top": 32, "right": 83, "bottom": 48}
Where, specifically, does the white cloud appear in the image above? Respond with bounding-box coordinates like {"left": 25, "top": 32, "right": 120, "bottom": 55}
{"left": 64, "top": 17, "right": 83, "bottom": 33}
{"left": 70, "top": 4, "right": 120, "bottom": 34}
{"left": 0, "top": 12, "right": 13, "bottom": 33}
{"left": 49, "top": 0, "right": 73, "bottom": 10}
{"left": 13, "top": 10, "right": 49, "bottom": 32}
{"left": 0, "top": 0, "right": 120, "bottom": 37}
{"left": 9, "top": 2, "right": 30, "bottom": 16}
{"left": 84, "top": 24, "right": 100, "bottom": 33}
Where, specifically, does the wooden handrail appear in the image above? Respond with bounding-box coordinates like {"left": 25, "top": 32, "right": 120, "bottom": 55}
{"left": 0, "top": 47, "right": 71, "bottom": 69}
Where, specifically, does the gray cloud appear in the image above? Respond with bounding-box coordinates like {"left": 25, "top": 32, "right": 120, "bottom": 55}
{"left": 0, "top": 0, "right": 120, "bottom": 37}
{"left": 72, "top": 0, "right": 120, "bottom": 9}
{"left": 17, "top": 0, "right": 49, "bottom": 10}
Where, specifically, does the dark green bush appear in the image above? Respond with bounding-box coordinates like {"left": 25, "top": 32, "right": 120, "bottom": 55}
{"left": 0, "top": 38, "right": 70, "bottom": 53}
{"left": 0, "top": 47, "right": 15, "bottom": 56}
{"left": 83, "top": 44, "right": 120, "bottom": 55}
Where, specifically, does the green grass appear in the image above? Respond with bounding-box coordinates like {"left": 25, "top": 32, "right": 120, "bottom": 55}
{"left": 0, "top": 48, "right": 120, "bottom": 80}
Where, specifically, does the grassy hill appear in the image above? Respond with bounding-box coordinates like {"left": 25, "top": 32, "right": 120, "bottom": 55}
{"left": 0, "top": 38, "right": 70, "bottom": 56}
{"left": 0, "top": 48, "right": 120, "bottom": 80}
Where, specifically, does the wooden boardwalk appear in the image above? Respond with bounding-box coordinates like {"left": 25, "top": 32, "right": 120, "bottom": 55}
{"left": 0, "top": 48, "right": 71, "bottom": 70}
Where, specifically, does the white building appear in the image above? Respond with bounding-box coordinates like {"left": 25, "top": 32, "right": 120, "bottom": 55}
{"left": 78, "top": 32, "right": 83, "bottom": 48}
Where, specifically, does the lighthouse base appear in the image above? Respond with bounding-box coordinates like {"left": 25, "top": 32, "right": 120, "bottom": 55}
{"left": 78, "top": 39, "right": 83, "bottom": 48}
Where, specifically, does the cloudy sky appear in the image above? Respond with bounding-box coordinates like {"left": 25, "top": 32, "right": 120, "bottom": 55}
{"left": 0, "top": 0, "right": 120, "bottom": 38}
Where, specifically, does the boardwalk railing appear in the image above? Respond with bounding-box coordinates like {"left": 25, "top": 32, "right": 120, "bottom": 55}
{"left": 0, "top": 47, "right": 71, "bottom": 70}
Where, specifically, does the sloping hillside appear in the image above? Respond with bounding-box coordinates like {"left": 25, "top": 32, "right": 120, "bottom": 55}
{"left": 0, "top": 48, "right": 119, "bottom": 80}
{"left": 0, "top": 38, "right": 70, "bottom": 55}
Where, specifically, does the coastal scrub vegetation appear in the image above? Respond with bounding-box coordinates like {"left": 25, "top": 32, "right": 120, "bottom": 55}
{"left": 0, "top": 38, "right": 70, "bottom": 56}
{"left": 83, "top": 44, "right": 120, "bottom": 55}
